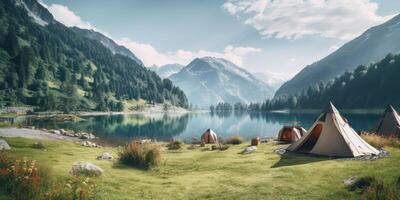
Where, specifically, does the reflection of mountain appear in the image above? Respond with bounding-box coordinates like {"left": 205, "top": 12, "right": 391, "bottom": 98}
{"left": 29, "top": 114, "right": 189, "bottom": 143}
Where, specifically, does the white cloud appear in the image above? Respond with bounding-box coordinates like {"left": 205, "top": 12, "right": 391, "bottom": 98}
{"left": 47, "top": 4, "right": 96, "bottom": 30}
{"left": 116, "top": 38, "right": 261, "bottom": 67}
{"left": 223, "top": 0, "right": 393, "bottom": 40}
{"left": 45, "top": 3, "right": 260, "bottom": 67}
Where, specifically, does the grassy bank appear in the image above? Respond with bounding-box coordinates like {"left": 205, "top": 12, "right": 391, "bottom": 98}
{"left": 1, "top": 137, "right": 400, "bottom": 200}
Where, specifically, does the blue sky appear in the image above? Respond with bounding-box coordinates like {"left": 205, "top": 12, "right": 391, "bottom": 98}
{"left": 41, "top": 0, "right": 400, "bottom": 77}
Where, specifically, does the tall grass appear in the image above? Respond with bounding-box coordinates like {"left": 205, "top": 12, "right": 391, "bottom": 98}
{"left": 119, "top": 141, "right": 162, "bottom": 169}
{"left": 361, "top": 133, "right": 400, "bottom": 148}
{"left": 348, "top": 175, "right": 400, "bottom": 200}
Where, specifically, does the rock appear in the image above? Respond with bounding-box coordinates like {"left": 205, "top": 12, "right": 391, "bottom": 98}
{"left": 70, "top": 162, "right": 103, "bottom": 176}
{"left": 60, "top": 129, "right": 67, "bottom": 134}
{"left": 81, "top": 141, "right": 102, "bottom": 148}
{"left": 0, "top": 139, "right": 11, "bottom": 150}
{"left": 53, "top": 130, "right": 61, "bottom": 135}
{"left": 242, "top": 146, "right": 257, "bottom": 154}
{"left": 97, "top": 152, "right": 113, "bottom": 160}
{"left": 343, "top": 176, "right": 359, "bottom": 187}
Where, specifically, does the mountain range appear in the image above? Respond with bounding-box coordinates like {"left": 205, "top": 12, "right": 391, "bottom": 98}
{"left": 276, "top": 14, "right": 400, "bottom": 97}
{"left": 169, "top": 57, "right": 274, "bottom": 108}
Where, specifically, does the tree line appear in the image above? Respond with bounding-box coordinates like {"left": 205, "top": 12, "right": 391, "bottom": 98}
{"left": 210, "top": 53, "right": 400, "bottom": 112}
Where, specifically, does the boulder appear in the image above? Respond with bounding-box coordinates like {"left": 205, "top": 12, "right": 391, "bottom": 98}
{"left": 53, "top": 130, "right": 61, "bottom": 135}
{"left": 241, "top": 146, "right": 257, "bottom": 154}
{"left": 0, "top": 139, "right": 11, "bottom": 150}
{"left": 81, "top": 141, "right": 102, "bottom": 148}
{"left": 97, "top": 152, "right": 113, "bottom": 160}
{"left": 70, "top": 162, "right": 103, "bottom": 176}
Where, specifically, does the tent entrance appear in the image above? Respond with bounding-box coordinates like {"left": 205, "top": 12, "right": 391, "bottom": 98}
{"left": 298, "top": 124, "right": 323, "bottom": 152}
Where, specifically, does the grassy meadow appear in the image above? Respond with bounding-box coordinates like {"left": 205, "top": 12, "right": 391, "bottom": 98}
{"left": 1, "top": 137, "right": 400, "bottom": 200}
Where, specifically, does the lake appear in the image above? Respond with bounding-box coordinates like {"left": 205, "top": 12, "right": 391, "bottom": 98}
{"left": 23, "top": 111, "right": 382, "bottom": 144}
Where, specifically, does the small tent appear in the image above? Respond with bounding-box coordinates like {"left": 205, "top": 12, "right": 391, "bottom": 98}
{"left": 201, "top": 129, "right": 218, "bottom": 144}
{"left": 277, "top": 126, "right": 306, "bottom": 143}
{"left": 287, "top": 103, "right": 379, "bottom": 157}
{"left": 373, "top": 105, "right": 400, "bottom": 137}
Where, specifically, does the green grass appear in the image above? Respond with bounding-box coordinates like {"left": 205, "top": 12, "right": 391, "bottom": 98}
{"left": 2, "top": 137, "right": 400, "bottom": 200}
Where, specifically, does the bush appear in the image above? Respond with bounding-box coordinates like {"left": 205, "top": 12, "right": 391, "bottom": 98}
{"left": 166, "top": 140, "right": 183, "bottom": 150}
{"left": 225, "top": 136, "right": 244, "bottom": 145}
{"left": 0, "top": 152, "right": 101, "bottom": 200}
{"left": 361, "top": 178, "right": 400, "bottom": 200}
{"left": 0, "top": 154, "right": 52, "bottom": 200}
{"left": 119, "top": 141, "right": 162, "bottom": 169}
{"left": 348, "top": 176, "right": 376, "bottom": 191}
{"left": 31, "top": 142, "right": 45, "bottom": 149}
{"left": 361, "top": 133, "right": 400, "bottom": 148}
{"left": 45, "top": 176, "right": 102, "bottom": 200}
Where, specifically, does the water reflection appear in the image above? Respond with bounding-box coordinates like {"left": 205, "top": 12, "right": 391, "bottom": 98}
{"left": 27, "top": 111, "right": 380, "bottom": 144}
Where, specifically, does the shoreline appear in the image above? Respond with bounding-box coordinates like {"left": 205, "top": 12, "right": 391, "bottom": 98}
{"left": 0, "top": 127, "right": 80, "bottom": 141}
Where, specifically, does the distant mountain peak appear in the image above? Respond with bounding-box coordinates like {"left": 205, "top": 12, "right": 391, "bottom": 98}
{"left": 15, "top": 0, "right": 55, "bottom": 26}
{"left": 150, "top": 63, "right": 184, "bottom": 79}
{"left": 170, "top": 57, "right": 274, "bottom": 108}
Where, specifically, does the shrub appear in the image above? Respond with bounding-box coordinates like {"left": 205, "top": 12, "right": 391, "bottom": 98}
{"left": 31, "top": 142, "right": 46, "bottom": 149}
{"left": 361, "top": 178, "right": 400, "bottom": 200}
{"left": 166, "top": 140, "right": 183, "bottom": 150}
{"left": 225, "top": 136, "right": 244, "bottom": 145}
{"left": 119, "top": 141, "right": 162, "bottom": 169}
{"left": 45, "top": 176, "right": 102, "bottom": 200}
{"left": 361, "top": 133, "right": 400, "bottom": 148}
{"left": 348, "top": 176, "right": 376, "bottom": 191}
{"left": 0, "top": 155, "right": 52, "bottom": 200}
{"left": 0, "top": 152, "right": 101, "bottom": 200}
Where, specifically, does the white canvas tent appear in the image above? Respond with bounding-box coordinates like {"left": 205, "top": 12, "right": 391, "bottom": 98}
{"left": 287, "top": 103, "right": 379, "bottom": 157}
{"left": 201, "top": 129, "right": 218, "bottom": 144}
{"left": 373, "top": 105, "right": 400, "bottom": 137}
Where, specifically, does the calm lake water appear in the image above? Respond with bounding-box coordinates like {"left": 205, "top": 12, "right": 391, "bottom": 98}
{"left": 23, "top": 111, "right": 381, "bottom": 144}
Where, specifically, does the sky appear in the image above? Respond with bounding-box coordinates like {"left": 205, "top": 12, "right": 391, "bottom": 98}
{"left": 40, "top": 0, "right": 400, "bottom": 78}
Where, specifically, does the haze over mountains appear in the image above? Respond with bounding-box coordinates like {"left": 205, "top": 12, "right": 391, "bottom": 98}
{"left": 149, "top": 64, "right": 184, "bottom": 79}
{"left": 276, "top": 14, "right": 400, "bottom": 97}
{"left": 169, "top": 57, "right": 274, "bottom": 108}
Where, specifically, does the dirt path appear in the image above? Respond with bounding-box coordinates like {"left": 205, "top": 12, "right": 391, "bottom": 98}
{"left": 0, "top": 128, "right": 79, "bottom": 141}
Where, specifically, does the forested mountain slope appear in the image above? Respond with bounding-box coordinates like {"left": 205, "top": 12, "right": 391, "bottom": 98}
{"left": 0, "top": 0, "right": 187, "bottom": 112}
{"left": 276, "top": 14, "right": 400, "bottom": 97}
{"left": 263, "top": 53, "right": 400, "bottom": 110}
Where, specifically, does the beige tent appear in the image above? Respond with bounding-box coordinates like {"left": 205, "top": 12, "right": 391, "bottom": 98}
{"left": 373, "top": 105, "right": 400, "bottom": 137}
{"left": 201, "top": 129, "right": 218, "bottom": 144}
{"left": 287, "top": 103, "right": 379, "bottom": 157}
{"left": 277, "top": 126, "right": 306, "bottom": 143}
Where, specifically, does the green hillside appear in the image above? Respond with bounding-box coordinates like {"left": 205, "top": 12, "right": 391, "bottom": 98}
{"left": 0, "top": 0, "right": 188, "bottom": 112}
